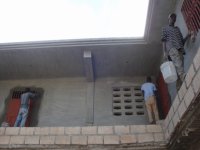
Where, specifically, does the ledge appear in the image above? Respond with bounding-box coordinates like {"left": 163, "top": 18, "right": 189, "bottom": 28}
{"left": 0, "top": 38, "right": 147, "bottom": 50}
{"left": 0, "top": 125, "right": 166, "bottom": 149}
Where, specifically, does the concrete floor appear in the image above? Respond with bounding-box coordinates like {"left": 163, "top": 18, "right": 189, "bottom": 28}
{"left": 0, "top": 77, "right": 149, "bottom": 127}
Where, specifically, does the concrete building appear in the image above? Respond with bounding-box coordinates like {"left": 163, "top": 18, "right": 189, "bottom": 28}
{"left": 0, "top": 0, "right": 200, "bottom": 149}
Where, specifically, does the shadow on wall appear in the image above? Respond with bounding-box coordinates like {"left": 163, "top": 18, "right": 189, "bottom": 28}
{"left": 0, "top": 87, "right": 44, "bottom": 127}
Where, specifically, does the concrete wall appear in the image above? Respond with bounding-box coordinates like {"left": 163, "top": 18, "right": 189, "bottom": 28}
{"left": 0, "top": 43, "right": 162, "bottom": 80}
{"left": 163, "top": 44, "right": 200, "bottom": 149}
{"left": 0, "top": 78, "right": 87, "bottom": 127}
{"left": 167, "top": 0, "right": 200, "bottom": 101}
{"left": 94, "top": 77, "right": 149, "bottom": 126}
{"left": 0, "top": 77, "right": 150, "bottom": 127}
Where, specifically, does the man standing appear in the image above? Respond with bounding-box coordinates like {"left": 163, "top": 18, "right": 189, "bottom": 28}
{"left": 14, "top": 88, "right": 37, "bottom": 127}
{"left": 141, "top": 77, "right": 159, "bottom": 124}
{"left": 161, "top": 13, "right": 191, "bottom": 90}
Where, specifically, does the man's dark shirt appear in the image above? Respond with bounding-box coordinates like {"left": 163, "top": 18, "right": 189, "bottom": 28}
{"left": 161, "top": 25, "right": 184, "bottom": 52}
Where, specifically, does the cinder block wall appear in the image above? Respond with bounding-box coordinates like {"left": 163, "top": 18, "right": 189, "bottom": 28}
{"left": 0, "top": 78, "right": 87, "bottom": 126}
{"left": 0, "top": 125, "right": 166, "bottom": 149}
{"left": 0, "top": 77, "right": 150, "bottom": 127}
{"left": 163, "top": 46, "right": 200, "bottom": 140}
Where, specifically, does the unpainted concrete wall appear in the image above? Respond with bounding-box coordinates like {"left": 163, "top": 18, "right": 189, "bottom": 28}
{"left": 0, "top": 77, "right": 150, "bottom": 127}
{"left": 94, "top": 77, "right": 149, "bottom": 126}
{"left": 0, "top": 78, "right": 87, "bottom": 127}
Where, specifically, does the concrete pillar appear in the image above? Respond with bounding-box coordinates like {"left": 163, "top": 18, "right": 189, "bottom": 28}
{"left": 83, "top": 51, "right": 94, "bottom": 82}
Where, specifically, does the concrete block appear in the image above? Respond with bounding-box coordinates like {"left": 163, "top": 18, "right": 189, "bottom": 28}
{"left": 0, "top": 127, "right": 5, "bottom": 135}
{"left": 98, "top": 126, "right": 113, "bottom": 134}
{"left": 192, "top": 69, "right": 200, "bottom": 94}
{"left": 49, "top": 127, "right": 65, "bottom": 135}
{"left": 25, "top": 136, "right": 40, "bottom": 144}
{"left": 81, "top": 126, "right": 97, "bottom": 135}
{"left": 88, "top": 136, "right": 103, "bottom": 144}
{"left": 164, "top": 129, "right": 170, "bottom": 141}
{"left": 163, "top": 115, "right": 170, "bottom": 131}
{"left": 0, "top": 136, "right": 10, "bottom": 144}
{"left": 184, "top": 86, "right": 195, "bottom": 108}
{"left": 185, "top": 64, "right": 195, "bottom": 87}
{"left": 193, "top": 47, "right": 200, "bottom": 70}
{"left": 178, "top": 81, "right": 187, "bottom": 101}
{"left": 146, "top": 125, "right": 162, "bottom": 133}
{"left": 20, "top": 127, "right": 34, "bottom": 135}
{"left": 130, "top": 125, "right": 146, "bottom": 133}
{"left": 172, "top": 95, "right": 180, "bottom": 112}
{"left": 154, "top": 133, "right": 165, "bottom": 142}
{"left": 40, "top": 136, "right": 55, "bottom": 145}
{"left": 114, "top": 126, "right": 130, "bottom": 134}
{"left": 55, "top": 136, "right": 70, "bottom": 144}
{"left": 5, "top": 127, "right": 19, "bottom": 135}
{"left": 168, "top": 121, "right": 174, "bottom": 135}
{"left": 138, "top": 133, "right": 154, "bottom": 143}
{"left": 71, "top": 136, "right": 87, "bottom": 145}
{"left": 172, "top": 110, "right": 180, "bottom": 127}
{"left": 104, "top": 135, "right": 120, "bottom": 144}
{"left": 167, "top": 106, "right": 174, "bottom": 123}
{"left": 178, "top": 100, "right": 187, "bottom": 119}
{"left": 65, "top": 127, "right": 81, "bottom": 135}
{"left": 35, "top": 127, "right": 49, "bottom": 135}
{"left": 120, "top": 135, "right": 137, "bottom": 144}
{"left": 10, "top": 136, "right": 25, "bottom": 144}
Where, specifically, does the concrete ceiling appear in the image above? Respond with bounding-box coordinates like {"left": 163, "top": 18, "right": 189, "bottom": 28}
{"left": 0, "top": 0, "right": 176, "bottom": 80}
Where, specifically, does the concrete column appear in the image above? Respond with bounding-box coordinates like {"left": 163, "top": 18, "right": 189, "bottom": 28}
{"left": 83, "top": 51, "right": 95, "bottom": 125}
{"left": 83, "top": 51, "right": 94, "bottom": 82}
{"left": 86, "top": 82, "right": 94, "bottom": 125}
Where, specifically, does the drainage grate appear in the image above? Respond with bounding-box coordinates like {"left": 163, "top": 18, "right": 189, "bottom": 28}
{"left": 112, "top": 86, "right": 145, "bottom": 116}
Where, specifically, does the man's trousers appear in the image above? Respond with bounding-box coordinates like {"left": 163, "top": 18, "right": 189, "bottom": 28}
{"left": 145, "top": 96, "right": 159, "bottom": 123}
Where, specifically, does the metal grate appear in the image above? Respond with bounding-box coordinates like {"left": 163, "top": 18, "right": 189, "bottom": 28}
{"left": 12, "top": 89, "right": 36, "bottom": 99}
{"left": 12, "top": 91, "right": 23, "bottom": 99}
{"left": 112, "top": 86, "right": 145, "bottom": 116}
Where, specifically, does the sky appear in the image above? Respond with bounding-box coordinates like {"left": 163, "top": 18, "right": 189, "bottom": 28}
{"left": 0, "top": 0, "right": 149, "bottom": 43}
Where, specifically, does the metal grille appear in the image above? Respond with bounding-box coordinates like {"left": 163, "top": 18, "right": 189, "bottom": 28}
{"left": 112, "top": 86, "right": 145, "bottom": 116}
{"left": 181, "top": 0, "right": 200, "bottom": 33}
{"left": 12, "top": 89, "right": 36, "bottom": 99}
{"left": 12, "top": 91, "right": 23, "bottom": 99}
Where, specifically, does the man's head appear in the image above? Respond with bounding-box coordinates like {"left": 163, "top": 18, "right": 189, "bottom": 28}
{"left": 168, "top": 13, "right": 176, "bottom": 26}
{"left": 25, "top": 88, "right": 31, "bottom": 92}
{"left": 146, "top": 76, "right": 152, "bottom": 82}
